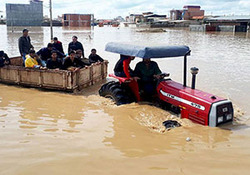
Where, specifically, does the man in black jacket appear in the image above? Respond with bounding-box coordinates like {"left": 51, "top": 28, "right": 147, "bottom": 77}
{"left": 62, "top": 50, "right": 85, "bottom": 70}
{"left": 68, "top": 36, "right": 84, "bottom": 57}
{"left": 46, "top": 51, "right": 62, "bottom": 70}
{"left": 89, "top": 48, "right": 104, "bottom": 64}
{"left": 52, "top": 37, "right": 64, "bottom": 54}
{"left": 0, "top": 51, "right": 10, "bottom": 67}
{"left": 18, "top": 29, "right": 34, "bottom": 64}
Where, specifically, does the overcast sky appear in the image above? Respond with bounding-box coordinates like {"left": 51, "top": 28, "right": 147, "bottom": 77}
{"left": 0, "top": 0, "right": 250, "bottom": 19}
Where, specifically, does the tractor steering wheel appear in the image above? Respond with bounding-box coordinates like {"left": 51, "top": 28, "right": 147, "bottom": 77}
{"left": 159, "top": 73, "right": 170, "bottom": 79}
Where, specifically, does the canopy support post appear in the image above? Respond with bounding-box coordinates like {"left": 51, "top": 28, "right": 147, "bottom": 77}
{"left": 183, "top": 55, "right": 187, "bottom": 87}
{"left": 183, "top": 51, "right": 191, "bottom": 87}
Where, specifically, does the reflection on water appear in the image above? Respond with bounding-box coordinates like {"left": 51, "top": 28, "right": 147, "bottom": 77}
{"left": 5, "top": 26, "right": 44, "bottom": 56}
{"left": 0, "top": 25, "right": 250, "bottom": 174}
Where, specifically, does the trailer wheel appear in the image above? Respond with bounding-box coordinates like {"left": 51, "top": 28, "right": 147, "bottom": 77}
{"left": 99, "top": 81, "right": 135, "bottom": 105}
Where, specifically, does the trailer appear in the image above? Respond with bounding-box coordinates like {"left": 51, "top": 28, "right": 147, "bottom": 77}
{"left": 0, "top": 56, "right": 108, "bottom": 92}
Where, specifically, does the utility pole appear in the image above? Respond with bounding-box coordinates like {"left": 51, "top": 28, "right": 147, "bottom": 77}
{"left": 49, "top": 0, "right": 53, "bottom": 40}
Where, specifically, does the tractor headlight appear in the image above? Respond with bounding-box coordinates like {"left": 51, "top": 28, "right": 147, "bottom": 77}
{"left": 218, "top": 116, "right": 223, "bottom": 123}
{"left": 226, "top": 114, "right": 233, "bottom": 120}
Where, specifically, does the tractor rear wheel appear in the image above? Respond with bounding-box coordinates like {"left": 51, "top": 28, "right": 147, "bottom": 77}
{"left": 99, "top": 81, "right": 135, "bottom": 105}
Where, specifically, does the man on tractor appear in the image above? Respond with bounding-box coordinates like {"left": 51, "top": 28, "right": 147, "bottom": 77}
{"left": 100, "top": 42, "right": 234, "bottom": 127}
{"left": 113, "top": 55, "right": 140, "bottom": 101}
{"left": 134, "top": 58, "right": 162, "bottom": 99}
{"left": 114, "top": 55, "right": 135, "bottom": 78}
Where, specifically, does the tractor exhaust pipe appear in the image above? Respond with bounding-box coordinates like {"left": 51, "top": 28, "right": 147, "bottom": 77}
{"left": 190, "top": 67, "right": 199, "bottom": 89}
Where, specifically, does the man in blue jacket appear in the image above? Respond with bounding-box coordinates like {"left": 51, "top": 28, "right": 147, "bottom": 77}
{"left": 37, "top": 43, "right": 64, "bottom": 67}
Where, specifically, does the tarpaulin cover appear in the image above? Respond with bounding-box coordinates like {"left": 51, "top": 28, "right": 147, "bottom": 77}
{"left": 105, "top": 42, "right": 190, "bottom": 58}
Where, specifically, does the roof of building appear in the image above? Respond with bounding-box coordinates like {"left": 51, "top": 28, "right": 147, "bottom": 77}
{"left": 183, "top": 5, "right": 201, "bottom": 9}
{"left": 129, "top": 14, "right": 143, "bottom": 17}
{"left": 63, "top": 13, "right": 93, "bottom": 15}
{"left": 205, "top": 15, "right": 250, "bottom": 22}
{"left": 192, "top": 16, "right": 204, "bottom": 20}
{"left": 30, "top": 0, "right": 42, "bottom": 2}
{"left": 142, "top": 12, "right": 153, "bottom": 15}
{"left": 144, "top": 14, "right": 167, "bottom": 18}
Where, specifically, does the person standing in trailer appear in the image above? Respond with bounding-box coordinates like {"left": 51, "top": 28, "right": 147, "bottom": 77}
{"left": 18, "top": 29, "right": 34, "bottom": 65}
{"left": 68, "top": 36, "right": 84, "bottom": 57}
{"left": 52, "top": 37, "right": 64, "bottom": 54}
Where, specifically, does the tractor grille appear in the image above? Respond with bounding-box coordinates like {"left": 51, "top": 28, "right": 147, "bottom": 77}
{"left": 216, "top": 102, "right": 233, "bottom": 126}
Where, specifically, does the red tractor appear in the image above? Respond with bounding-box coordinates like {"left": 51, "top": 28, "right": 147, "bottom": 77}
{"left": 99, "top": 42, "right": 233, "bottom": 127}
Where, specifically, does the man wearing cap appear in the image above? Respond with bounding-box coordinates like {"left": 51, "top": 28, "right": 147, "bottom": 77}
{"left": 68, "top": 36, "right": 84, "bottom": 57}
{"left": 18, "top": 29, "right": 34, "bottom": 64}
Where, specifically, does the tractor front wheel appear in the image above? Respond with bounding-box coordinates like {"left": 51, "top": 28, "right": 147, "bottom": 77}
{"left": 99, "top": 81, "right": 135, "bottom": 105}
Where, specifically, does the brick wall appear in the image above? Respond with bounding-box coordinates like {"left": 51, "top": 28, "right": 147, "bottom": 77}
{"left": 62, "top": 14, "right": 92, "bottom": 27}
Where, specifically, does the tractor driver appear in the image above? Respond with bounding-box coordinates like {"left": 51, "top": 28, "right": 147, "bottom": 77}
{"left": 134, "top": 58, "right": 162, "bottom": 99}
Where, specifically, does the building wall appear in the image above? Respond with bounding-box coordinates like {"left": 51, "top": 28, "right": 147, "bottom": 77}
{"left": 127, "top": 14, "right": 144, "bottom": 23}
{"left": 209, "top": 22, "right": 241, "bottom": 26}
{"left": 170, "top": 10, "right": 183, "bottom": 20}
{"left": 62, "top": 14, "right": 93, "bottom": 27}
{"left": 183, "top": 9, "right": 204, "bottom": 20}
{"left": 185, "top": 7, "right": 201, "bottom": 12}
{"left": 6, "top": 1, "right": 43, "bottom": 26}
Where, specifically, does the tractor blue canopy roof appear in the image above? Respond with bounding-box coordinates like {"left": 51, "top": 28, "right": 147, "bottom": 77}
{"left": 105, "top": 42, "right": 190, "bottom": 58}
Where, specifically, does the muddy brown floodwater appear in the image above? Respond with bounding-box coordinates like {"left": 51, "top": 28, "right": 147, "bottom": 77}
{"left": 0, "top": 25, "right": 250, "bottom": 175}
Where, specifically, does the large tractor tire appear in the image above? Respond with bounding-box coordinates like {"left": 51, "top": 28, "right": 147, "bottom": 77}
{"left": 99, "top": 81, "right": 135, "bottom": 105}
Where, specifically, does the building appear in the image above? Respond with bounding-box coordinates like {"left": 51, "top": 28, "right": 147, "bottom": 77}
{"left": 170, "top": 5, "right": 204, "bottom": 20}
{"left": 114, "top": 16, "right": 125, "bottom": 22}
{"left": 183, "top": 6, "right": 204, "bottom": 20}
{"left": 170, "top": 10, "right": 183, "bottom": 20}
{"left": 205, "top": 16, "right": 250, "bottom": 32}
{"left": 144, "top": 14, "right": 167, "bottom": 22}
{"left": 62, "top": 14, "right": 94, "bottom": 27}
{"left": 6, "top": 0, "right": 43, "bottom": 26}
{"left": 127, "top": 13, "right": 167, "bottom": 24}
{"left": 126, "top": 14, "right": 144, "bottom": 23}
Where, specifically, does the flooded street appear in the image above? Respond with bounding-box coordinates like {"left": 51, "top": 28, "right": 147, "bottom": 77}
{"left": 0, "top": 25, "right": 250, "bottom": 174}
